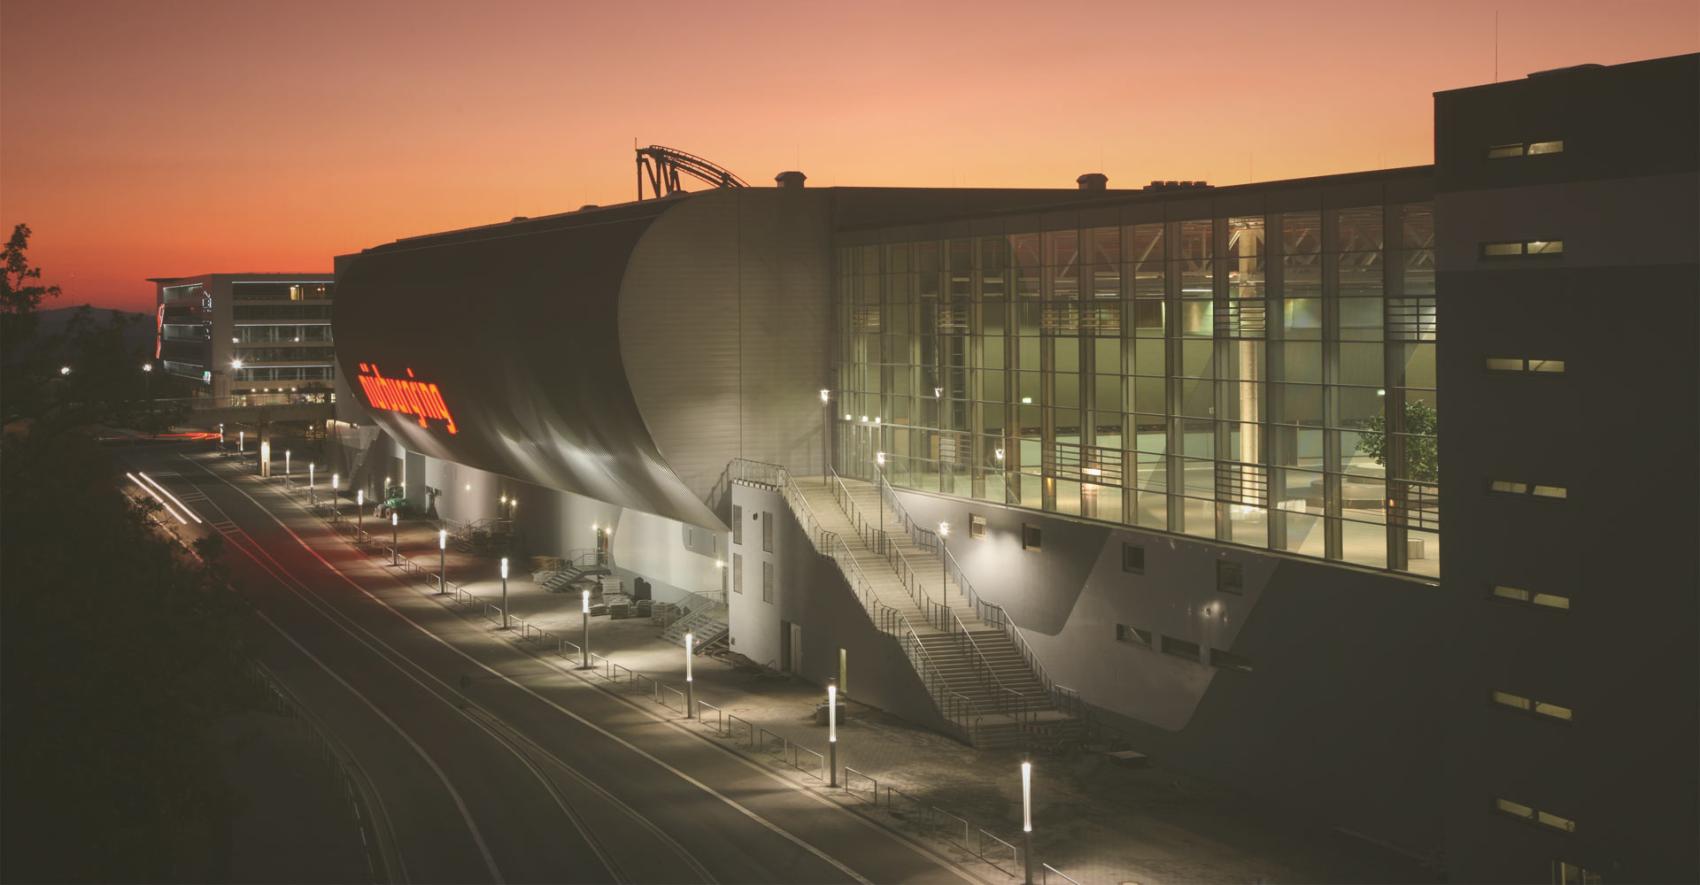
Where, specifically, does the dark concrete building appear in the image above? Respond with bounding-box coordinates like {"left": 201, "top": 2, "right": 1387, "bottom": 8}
{"left": 328, "top": 54, "right": 1698, "bottom": 883}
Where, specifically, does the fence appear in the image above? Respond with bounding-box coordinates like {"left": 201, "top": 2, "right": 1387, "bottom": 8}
{"left": 282, "top": 461, "right": 1082, "bottom": 883}
{"left": 1041, "top": 863, "right": 1082, "bottom": 885}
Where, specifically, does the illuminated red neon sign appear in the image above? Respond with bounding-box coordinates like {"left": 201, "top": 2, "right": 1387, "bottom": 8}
{"left": 356, "top": 363, "right": 458, "bottom": 434}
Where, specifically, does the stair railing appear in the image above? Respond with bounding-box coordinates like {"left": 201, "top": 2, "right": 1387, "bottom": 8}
{"left": 874, "top": 465, "right": 1061, "bottom": 725}
{"left": 828, "top": 469, "right": 952, "bottom": 630}
{"left": 725, "top": 458, "right": 985, "bottom": 741}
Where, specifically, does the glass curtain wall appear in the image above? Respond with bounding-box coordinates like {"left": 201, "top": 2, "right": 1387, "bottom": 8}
{"left": 834, "top": 201, "right": 1438, "bottom": 578}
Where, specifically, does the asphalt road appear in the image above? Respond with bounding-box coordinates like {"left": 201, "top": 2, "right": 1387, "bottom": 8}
{"left": 118, "top": 444, "right": 980, "bottom": 885}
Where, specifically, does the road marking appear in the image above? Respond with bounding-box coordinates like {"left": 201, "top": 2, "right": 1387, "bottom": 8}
{"left": 188, "top": 453, "right": 892, "bottom": 885}
{"left": 218, "top": 533, "right": 506, "bottom": 884}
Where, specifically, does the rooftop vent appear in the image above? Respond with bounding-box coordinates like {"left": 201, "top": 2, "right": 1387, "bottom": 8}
{"left": 1076, "top": 172, "right": 1109, "bottom": 192}
{"left": 775, "top": 170, "right": 807, "bottom": 189}
{"left": 577, "top": 204, "right": 599, "bottom": 212}
{"left": 510, "top": 216, "right": 530, "bottom": 222}
{"left": 1143, "top": 180, "right": 1212, "bottom": 191}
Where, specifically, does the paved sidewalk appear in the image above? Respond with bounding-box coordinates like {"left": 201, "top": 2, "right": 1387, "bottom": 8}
{"left": 270, "top": 471, "right": 1430, "bottom": 885}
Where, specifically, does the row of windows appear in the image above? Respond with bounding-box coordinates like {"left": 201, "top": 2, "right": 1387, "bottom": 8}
{"left": 233, "top": 304, "right": 333, "bottom": 320}
{"left": 1482, "top": 239, "right": 1564, "bottom": 258}
{"left": 1488, "top": 480, "right": 1568, "bottom": 499}
{"left": 1491, "top": 584, "right": 1571, "bottom": 611}
{"left": 234, "top": 324, "right": 333, "bottom": 344}
{"left": 1492, "top": 689, "right": 1574, "bottom": 723}
{"left": 233, "top": 366, "right": 334, "bottom": 383}
{"left": 232, "top": 282, "right": 333, "bottom": 301}
{"left": 1113, "top": 624, "right": 1253, "bottom": 672}
{"left": 1494, "top": 797, "right": 1577, "bottom": 834}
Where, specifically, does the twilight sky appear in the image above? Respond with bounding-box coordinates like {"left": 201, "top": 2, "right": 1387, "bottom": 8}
{"left": 2, "top": 0, "right": 1694, "bottom": 312}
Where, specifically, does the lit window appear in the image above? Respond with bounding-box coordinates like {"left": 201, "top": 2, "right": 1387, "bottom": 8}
{"left": 1552, "top": 860, "right": 1602, "bottom": 884}
{"left": 1495, "top": 798, "right": 1535, "bottom": 821}
{"left": 1495, "top": 797, "right": 1577, "bottom": 833}
{"left": 1489, "top": 480, "right": 1566, "bottom": 500}
{"left": 1492, "top": 690, "right": 1573, "bottom": 722}
{"left": 1491, "top": 584, "right": 1572, "bottom": 611}
{"left": 1487, "top": 357, "right": 1566, "bottom": 374}
{"left": 1480, "top": 239, "right": 1564, "bottom": 258}
{"left": 1527, "top": 140, "right": 1564, "bottom": 155}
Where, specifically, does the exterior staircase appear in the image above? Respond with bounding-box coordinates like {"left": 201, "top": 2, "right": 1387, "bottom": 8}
{"left": 728, "top": 459, "right": 1081, "bottom": 749}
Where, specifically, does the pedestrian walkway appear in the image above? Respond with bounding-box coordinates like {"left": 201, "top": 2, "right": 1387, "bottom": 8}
{"left": 254, "top": 460, "right": 1432, "bottom": 885}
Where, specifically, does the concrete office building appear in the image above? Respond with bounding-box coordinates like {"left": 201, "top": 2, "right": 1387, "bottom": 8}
{"left": 329, "top": 54, "right": 1697, "bottom": 883}
{"left": 150, "top": 272, "right": 337, "bottom": 397}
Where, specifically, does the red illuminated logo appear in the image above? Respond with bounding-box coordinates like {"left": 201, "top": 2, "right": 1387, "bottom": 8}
{"left": 356, "top": 363, "right": 458, "bottom": 434}
{"left": 154, "top": 305, "right": 165, "bottom": 358}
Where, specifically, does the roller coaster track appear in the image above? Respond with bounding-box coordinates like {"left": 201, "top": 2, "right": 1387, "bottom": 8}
{"left": 636, "top": 144, "right": 748, "bottom": 200}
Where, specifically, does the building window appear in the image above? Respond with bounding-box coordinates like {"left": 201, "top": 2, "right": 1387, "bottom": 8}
{"left": 1122, "top": 543, "right": 1145, "bottom": 574}
{"left": 1210, "top": 647, "right": 1253, "bottom": 672}
{"left": 1486, "top": 357, "right": 1565, "bottom": 374}
{"left": 1488, "top": 480, "right": 1568, "bottom": 500}
{"left": 1491, "top": 584, "right": 1571, "bottom": 611}
{"left": 1492, "top": 690, "right": 1574, "bottom": 722}
{"left": 1485, "top": 140, "right": 1564, "bottom": 159}
{"left": 761, "top": 561, "right": 774, "bottom": 603}
{"left": 1495, "top": 797, "right": 1577, "bottom": 833}
{"left": 1216, "top": 560, "right": 1243, "bottom": 594}
{"left": 761, "top": 511, "right": 774, "bottom": 552}
{"left": 1160, "top": 635, "right": 1201, "bottom": 662}
{"left": 969, "top": 514, "right": 987, "bottom": 540}
{"left": 1021, "top": 524, "right": 1041, "bottom": 551}
{"left": 1115, "top": 624, "right": 1153, "bottom": 647}
{"left": 732, "top": 553, "right": 743, "bottom": 594}
{"left": 1481, "top": 239, "right": 1564, "bottom": 258}
{"left": 732, "top": 505, "right": 743, "bottom": 545}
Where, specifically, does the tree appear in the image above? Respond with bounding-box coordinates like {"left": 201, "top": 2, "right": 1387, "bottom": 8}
{"left": 1356, "top": 399, "right": 1439, "bottom": 484}
{"left": 0, "top": 425, "right": 255, "bottom": 881}
{"left": 1, "top": 223, "right": 62, "bottom": 357}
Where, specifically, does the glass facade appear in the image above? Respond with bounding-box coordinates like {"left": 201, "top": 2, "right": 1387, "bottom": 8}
{"left": 834, "top": 201, "right": 1438, "bottom": 577}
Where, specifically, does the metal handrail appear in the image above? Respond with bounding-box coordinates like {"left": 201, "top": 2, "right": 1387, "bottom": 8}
{"left": 875, "top": 465, "right": 1064, "bottom": 716}
{"left": 726, "top": 458, "right": 984, "bottom": 741}
{"left": 828, "top": 468, "right": 949, "bottom": 626}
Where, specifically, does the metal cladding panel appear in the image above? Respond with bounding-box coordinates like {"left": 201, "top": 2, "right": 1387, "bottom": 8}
{"left": 619, "top": 189, "right": 833, "bottom": 500}
{"left": 333, "top": 203, "right": 723, "bottom": 531}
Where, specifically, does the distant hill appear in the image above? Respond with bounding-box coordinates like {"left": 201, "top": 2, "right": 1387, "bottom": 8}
{"left": 13, "top": 305, "right": 155, "bottom": 357}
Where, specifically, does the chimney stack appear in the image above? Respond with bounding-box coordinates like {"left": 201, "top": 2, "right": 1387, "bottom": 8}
{"left": 775, "top": 170, "right": 807, "bottom": 189}
{"left": 1076, "top": 172, "right": 1108, "bottom": 192}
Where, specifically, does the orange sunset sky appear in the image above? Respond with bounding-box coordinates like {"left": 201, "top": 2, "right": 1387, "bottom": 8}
{"left": 2, "top": 0, "right": 1695, "bottom": 313}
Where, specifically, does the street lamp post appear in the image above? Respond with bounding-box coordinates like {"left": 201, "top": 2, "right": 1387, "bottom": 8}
{"left": 219, "top": 423, "right": 225, "bottom": 449}
{"left": 819, "top": 388, "right": 830, "bottom": 479}
{"left": 391, "top": 512, "right": 399, "bottom": 565}
{"left": 500, "top": 557, "right": 510, "bottom": 630}
{"left": 828, "top": 680, "right": 839, "bottom": 787}
{"left": 875, "top": 451, "right": 886, "bottom": 551}
{"left": 238, "top": 430, "right": 245, "bottom": 454}
{"left": 438, "top": 529, "right": 448, "bottom": 594}
{"left": 580, "top": 589, "right": 591, "bottom": 669}
{"left": 938, "top": 521, "right": 951, "bottom": 598}
{"left": 309, "top": 463, "right": 316, "bottom": 505}
{"left": 1022, "top": 756, "right": 1034, "bottom": 885}
{"left": 356, "top": 489, "right": 364, "bottom": 540}
{"left": 684, "top": 632, "right": 694, "bottom": 718}
{"left": 285, "top": 449, "right": 291, "bottom": 481}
